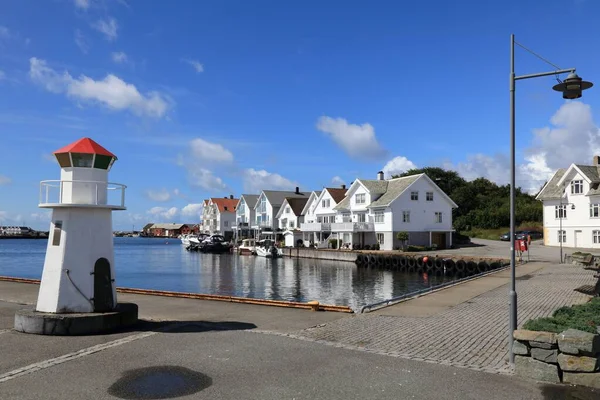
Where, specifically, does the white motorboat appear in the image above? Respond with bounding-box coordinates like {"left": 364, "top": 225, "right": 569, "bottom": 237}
{"left": 179, "top": 234, "right": 191, "bottom": 246}
{"left": 255, "top": 239, "right": 282, "bottom": 258}
{"left": 237, "top": 238, "right": 256, "bottom": 255}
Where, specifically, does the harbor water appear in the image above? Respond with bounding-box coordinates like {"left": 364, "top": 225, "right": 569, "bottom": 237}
{"left": 0, "top": 238, "right": 457, "bottom": 311}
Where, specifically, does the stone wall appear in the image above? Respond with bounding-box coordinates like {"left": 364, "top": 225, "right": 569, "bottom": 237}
{"left": 513, "top": 329, "right": 600, "bottom": 389}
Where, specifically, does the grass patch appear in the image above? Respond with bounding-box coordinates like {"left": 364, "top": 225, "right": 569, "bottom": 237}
{"left": 522, "top": 298, "right": 600, "bottom": 334}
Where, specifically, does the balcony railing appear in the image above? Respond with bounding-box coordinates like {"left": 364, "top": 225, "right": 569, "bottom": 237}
{"left": 39, "top": 180, "right": 126, "bottom": 209}
{"left": 300, "top": 222, "right": 332, "bottom": 232}
{"left": 330, "top": 222, "right": 374, "bottom": 232}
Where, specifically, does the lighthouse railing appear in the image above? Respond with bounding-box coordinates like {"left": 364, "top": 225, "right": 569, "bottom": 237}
{"left": 39, "top": 180, "right": 127, "bottom": 208}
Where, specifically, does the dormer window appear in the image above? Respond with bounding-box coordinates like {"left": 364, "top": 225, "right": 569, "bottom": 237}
{"left": 571, "top": 180, "right": 583, "bottom": 194}
{"left": 355, "top": 193, "right": 365, "bottom": 204}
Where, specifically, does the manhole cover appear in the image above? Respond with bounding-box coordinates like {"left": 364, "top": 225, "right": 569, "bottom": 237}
{"left": 108, "top": 366, "right": 212, "bottom": 399}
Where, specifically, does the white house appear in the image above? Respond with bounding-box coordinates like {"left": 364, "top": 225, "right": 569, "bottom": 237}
{"left": 536, "top": 157, "right": 600, "bottom": 249}
{"left": 276, "top": 197, "right": 310, "bottom": 247}
{"left": 233, "top": 194, "right": 259, "bottom": 240}
{"left": 252, "top": 188, "right": 307, "bottom": 238}
{"left": 331, "top": 171, "right": 457, "bottom": 250}
{"left": 300, "top": 186, "right": 347, "bottom": 245}
{"left": 199, "top": 199, "right": 210, "bottom": 233}
{"left": 204, "top": 196, "right": 238, "bottom": 238}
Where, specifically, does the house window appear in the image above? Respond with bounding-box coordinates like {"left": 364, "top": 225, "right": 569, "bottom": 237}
{"left": 435, "top": 212, "right": 442, "bottom": 223}
{"left": 555, "top": 205, "right": 567, "bottom": 219}
{"left": 343, "top": 233, "right": 350, "bottom": 243}
{"left": 322, "top": 199, "right": 330, "bottom": 208}
{"left": 342, "top": 213, "right": 351, "bottom": 223}
{"left": 317, "top": 216, "right": 322, "bottom": 223}
{"left": 285, "top": 207, "right": 290, "bottom": 214}
{"left": 591, "top": 204, "right": 600, "bottom": 218}
{"left": 403, "top": 211, "right": 410, "bottom": 223}
{"left": 558, "top": 230, "right": 566, "bottom": 243}
{"left": 374, "top": 211, "right": 384, "bottom": 223}
{"left": 426, "top": 192, "right": 433, "bottom": 201}
{"left": 571, "top": 180, "right": 583, "bottom": 194}
{"left": 355, "top": 193, "right": 365, "bottom": 204}
{"left": 593, "top": 230, "right": 600, "bottom": 244}
{"left": 411, "top": 191, "right": 418, "bottom": 201}
{"left": 224, "top": 221, "right": 229, "bottom": 227}
{"left": 357, "top": 213, "right": 366, "bottom": 223}
{"left": 289, "top": 220, "right": 295, "bottom": 229}
{"left": 376, "top": 233, "right": 385, "bottom": 245}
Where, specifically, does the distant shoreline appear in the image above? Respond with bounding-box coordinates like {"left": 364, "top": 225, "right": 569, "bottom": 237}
{"left": 0, "top": 236, "right": 48, "bottom": 240}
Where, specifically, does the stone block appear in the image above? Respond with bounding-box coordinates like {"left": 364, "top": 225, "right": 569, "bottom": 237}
{"left": 529, "top": 341, "right": 557, "bottom": 350}
{"left": 562, "top": 371, "right": 600, "bottom": 389}
{"left": 513, "top": 330, "right": 557, "bottom": 345}
{"left": 514, "top": 355, "right": 560, "bottom": 383}
{"left": 513, "top": 340, "right": 529, "bottom": 356}
{"left": 557, "top": 354, "right": 599, "bottom": 372}
{"left": 558, "top": 329, "right": 600, "bottom": 356}
{"left": 531, "top": 348, "right": 558, "bottom": 364}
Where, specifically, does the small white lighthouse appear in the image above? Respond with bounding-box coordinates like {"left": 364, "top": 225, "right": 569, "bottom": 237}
{"left": 36, "top": 138, "right": 126, "bottom": 314}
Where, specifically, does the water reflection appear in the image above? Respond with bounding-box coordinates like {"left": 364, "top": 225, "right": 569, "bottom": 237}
{"left": 0, "top": 238, "right": 458, "bottom": 311}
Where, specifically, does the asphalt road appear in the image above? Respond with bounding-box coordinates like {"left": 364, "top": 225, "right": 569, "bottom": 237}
{"left": 1, "top": 324, "right": 597, "bottom": 400}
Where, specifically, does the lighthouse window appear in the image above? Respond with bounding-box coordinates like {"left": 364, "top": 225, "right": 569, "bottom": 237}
{"left": 71, "top": 153, "right": 94, "bottom": 168}
{"left": 94, "top": 155, "right": 112, "bottom": 170}
{"left": 54, "top": 153, "right": 72, "bottom": 168}
{"left": 52, "top": 221, "right": 63, "bottom": 246}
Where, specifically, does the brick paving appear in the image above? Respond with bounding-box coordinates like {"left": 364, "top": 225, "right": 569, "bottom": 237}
{"left": 257, "top": 263, "right": 597, "bottom": 374}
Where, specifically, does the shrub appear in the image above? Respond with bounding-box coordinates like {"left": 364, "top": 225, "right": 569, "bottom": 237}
{"left": 406, "top": 245, "right": 427, "bottom": 252}
{"left": 396, "top": 231, "right": 409, "bottom": 241}
{"left": 363, "top": 244, "right": 371, "bottom": 250}
{"left": 296, "top": 239, "right": 304, "bottom": 248}
{"left": 352, "top": 243, "right": 362, "bottom": 250}
{"left": 372, "top": 243, "right": 380, "bottom": 250}
{"left": 522, "top": 298, "right": 600, "bottom": 334}
{"left": 328, "top": 238, "right": 338, "bottom": 249}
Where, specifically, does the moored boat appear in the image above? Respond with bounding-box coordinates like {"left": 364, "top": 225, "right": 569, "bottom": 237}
{"left": 237, "top": 238, "right": 257, "bottom": 255}
{"left": 255, "top": 239, "right": 282, "bottom": 258}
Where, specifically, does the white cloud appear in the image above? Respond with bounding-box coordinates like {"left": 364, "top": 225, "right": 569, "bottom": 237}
{"left": 183, "top": 59, "right": 204, "bottom": 73}
{"left": 190, "top": 138, "right": 234, "bottom": 163}
{"left": 446, "top": 102, "right": 600, "bottom": 194}
{"left": 0, "top": 175, "right": 10, "bottom": 185}
{"left": 316, "top": 116, "right": 387, "bottom": 160}
{"left": 74, "top": 30, "right": 89, "bottom": 54}
{"left": 382, "top": 156, "right": 417, "bottom": 178}
{"left": 0, "top": 70, "right": 5, "bottom": 80}
{"left": 243, "top": 168, "right": 298, "bottom": 193}
{"left": 92, "top": 18, "right": 118, "bottom": 41}
{"left": 111, "top": 51, "right": 128, "bottom": 64}
{"left": 145, "top": 188, "right": 172, "bottom": 202}
{"left": 188, "top": 168, "right": 228, "bottom": 191}
{"left": 181, "top": 203, "right": 204, "bottom": 219}
{"left": 74, "top": 0, "right": 91, "bottom": 9}
{"left": 29, "top": 212, "right": 51, "bottom": 223}
{"left": 147, "top": 206, "right": 179, "bottom": 221}
{"left": 331, "top": 176, "right": 345, "bottom": 186}
{"left": 29, "top": 57, "right": 170, "bottom": 118}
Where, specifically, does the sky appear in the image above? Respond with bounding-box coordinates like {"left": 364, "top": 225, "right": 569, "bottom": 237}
{"left": 1, "top": 0, "right": 600, "bottom": 230}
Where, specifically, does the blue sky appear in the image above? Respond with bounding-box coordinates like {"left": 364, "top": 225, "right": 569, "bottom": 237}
{"left": 1, "top": 0, "right": 600, "bottom": 230}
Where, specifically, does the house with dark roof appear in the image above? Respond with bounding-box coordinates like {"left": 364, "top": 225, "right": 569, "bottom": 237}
{"left": 536, "top": 156, "right": 600, "bottom": 248}
{"left": 299, "top": 185, "right": 347, "bottom": 246}
{"left": 328, "top": 171, "right": 457, "bottom": 250}
{"left": 275, "top": 197, "right": 309, "bottom": 230}
{"left": 252, "top": 187, "right": 307, "bottom": 235}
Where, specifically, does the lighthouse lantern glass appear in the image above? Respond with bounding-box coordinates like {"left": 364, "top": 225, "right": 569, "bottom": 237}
{"left": 71, "top": 153, "right": 94, "bottom": 168}
{"left": 93, "top": 155, "right": 113, "bottom": 170}
{"left": 55, "top": 153, "right": 72, "bottom": 168}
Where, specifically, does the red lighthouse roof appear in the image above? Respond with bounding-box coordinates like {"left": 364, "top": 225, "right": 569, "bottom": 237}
{"left": 53, "top": 138, "right": 116, "bottom": 159}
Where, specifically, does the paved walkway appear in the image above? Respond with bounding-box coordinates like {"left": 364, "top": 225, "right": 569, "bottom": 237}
{"left": 271, "top": 262, "right": 596, "bottom": 374}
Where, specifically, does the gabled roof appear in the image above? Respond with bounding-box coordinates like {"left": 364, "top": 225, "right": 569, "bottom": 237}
{"left": 152, "top": 223, "right": 187, "bottom": 229}
{"left": 333, "top": 179, "right": 385, "bottom": 211}
{"left": 240, "top": 194, "right": 259, "bottom": 208}
{"left": 260, "top": 190, "right": 307, "bottom": 208}
{"left": 210, "top": 197, "right": 239, "bottom": 213}
{"left": 142, "top": 223, "right": 154, "bottom": 230}
{"left": 326, "top": 188, "right": 347, "bottom": 203}
{"left": 278, "top": 197, "right": 309, "bottom": 217}
{"left": 300, "top": 190, "right": 322, "bottom": 215}
{"left": 54, "top": 137, "right": 116, "bottom": 158}
{"left": 536, "top": 169, "right": 567, "bottom": 200}
{"left": 368, "top": 175, "right": 421, "bottom": 208}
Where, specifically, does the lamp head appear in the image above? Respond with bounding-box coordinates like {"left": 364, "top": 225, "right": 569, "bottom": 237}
{"left": 553, "top": 73, "right": 594, "bottom": 99}
{"left": 571, "top": 204, "right": 576, "bottom": 210}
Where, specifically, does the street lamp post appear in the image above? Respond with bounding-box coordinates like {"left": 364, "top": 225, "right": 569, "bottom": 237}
{"left": 508, "top": 34, "right": 592, "bottom": 364}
